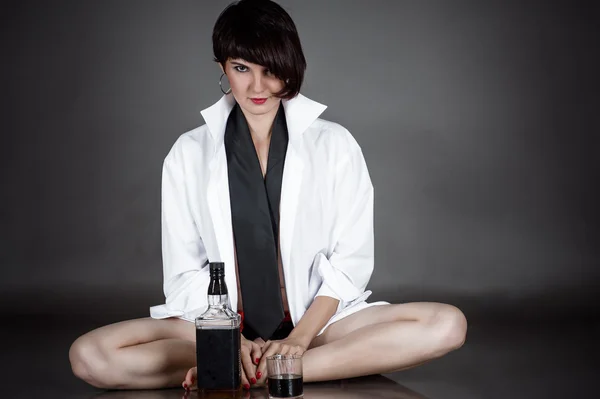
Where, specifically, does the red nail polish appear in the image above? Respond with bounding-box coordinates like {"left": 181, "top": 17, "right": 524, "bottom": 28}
{"left": 255, "top": 357, "right": 260, "bottom": 364}
{"left": 251, "top": 377, "right": 256, "bottom": 384}
{"left": 256, "top": 371, "right": 262, "bottom": 379}
{"left": 244, "top": 384, "right": 250, "bottom": 390}
{"left": 183, "top": 383, "right": 188, "bottom": 388}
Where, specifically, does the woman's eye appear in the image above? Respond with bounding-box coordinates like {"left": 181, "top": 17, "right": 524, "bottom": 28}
{"left": 234, "top": 66, "right": 248, "bottom": 72}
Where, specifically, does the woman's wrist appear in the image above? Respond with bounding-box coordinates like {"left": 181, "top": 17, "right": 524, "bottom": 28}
{"left": 286, "top": 328, "right": 314, "bottom": 347}
{"left": 286, "top": 296, "right": 339, "bottom": 347}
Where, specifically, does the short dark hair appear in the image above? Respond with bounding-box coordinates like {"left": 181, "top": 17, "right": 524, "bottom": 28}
{"left": 212, "top": 0, "right": 306, "bottom": 100}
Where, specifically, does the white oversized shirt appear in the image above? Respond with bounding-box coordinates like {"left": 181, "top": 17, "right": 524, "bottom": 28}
{"left": 150, "top": 93, "right": 388, "bottom": 335}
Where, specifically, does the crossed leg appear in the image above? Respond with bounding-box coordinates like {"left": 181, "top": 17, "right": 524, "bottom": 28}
{"left": 182, "top": 301, "right": 467, "bottom": 388}
{"left": 69, "top": 317, "right": 196, "bottom": 389}
{"left": 71, "top": 302, "right": 466, "bottom": 389}
{"left": 302, "top": 301, "right": 467, "bottom": 382}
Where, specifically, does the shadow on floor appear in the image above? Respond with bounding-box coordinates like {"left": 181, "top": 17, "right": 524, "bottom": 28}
{"left": 86, "top": 375, "right": 427, "bottom": 399}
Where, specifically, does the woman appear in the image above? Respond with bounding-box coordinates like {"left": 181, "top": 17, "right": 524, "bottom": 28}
{"left": 69, "top": 0, "right": 467, "bottom": 391}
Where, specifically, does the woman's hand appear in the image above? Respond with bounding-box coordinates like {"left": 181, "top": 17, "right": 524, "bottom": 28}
{"left": 181, "top": 337, "right": 266, "bottom": 391}
{"left": 240, "top": 335, "right": 265, "bottom": 388}
{"left": 255, "top": 336, "right": 310, "bottom": 385}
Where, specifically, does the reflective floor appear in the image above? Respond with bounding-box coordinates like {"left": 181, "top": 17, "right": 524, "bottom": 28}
{"left": 86, "top": 375, "right": 426, "bottom": 399}
{"left": 2, "top": 311, "right": 597, "bottom": 399}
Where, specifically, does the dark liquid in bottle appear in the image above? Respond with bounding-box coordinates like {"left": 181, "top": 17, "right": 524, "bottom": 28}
{"left": 196, "top": 327, "right": 241, "bottom": 391}
{"left": 267, "top": 374, "right": 303, "bottom": 398}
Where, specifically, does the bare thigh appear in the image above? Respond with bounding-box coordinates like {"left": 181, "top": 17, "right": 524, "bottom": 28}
{"left": 79, "top": 317, "right": 196, "bottom": 349}
{"left": 70, "top": 316, "right": 199, "bottom": 388}
{"left": 310, "top": 302, "right": 455, "bottom": 348}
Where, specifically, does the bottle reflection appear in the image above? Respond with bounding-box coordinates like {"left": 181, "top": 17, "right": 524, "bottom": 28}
{"left": 89, "top": 375, "right": 427, "bottom": 399}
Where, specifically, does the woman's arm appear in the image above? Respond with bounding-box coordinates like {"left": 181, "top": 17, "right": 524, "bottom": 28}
{"left": 287, "top": 135, "right": 373, "bottom": 344}
{"left": 312, "top": 131, "right": 375, "bottom": 311}
{"left": 287, "top": 296, "right": 340, "bottom": 347}
{"left": 257, "top": 131, "right": 375, "bottom": 372}
{"left": 160, "top": 141, "right": 209, "bottom": 312}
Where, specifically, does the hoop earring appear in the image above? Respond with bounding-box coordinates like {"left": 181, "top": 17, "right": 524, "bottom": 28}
{"left": 219, "top": 73, "right": 232, "bottom": 95}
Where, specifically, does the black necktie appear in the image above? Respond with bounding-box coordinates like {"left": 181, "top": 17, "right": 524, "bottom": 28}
{"left": 224, "top": 102, "right": 288, "bottom": 340}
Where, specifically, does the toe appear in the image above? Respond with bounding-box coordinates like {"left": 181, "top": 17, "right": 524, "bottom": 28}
{"left": 182, "top": 367, "right": 197, "bottom": 390}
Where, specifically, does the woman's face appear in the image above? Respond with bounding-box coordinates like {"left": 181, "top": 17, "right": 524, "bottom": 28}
{"left": 222, "top": 58, "right": 285, "bottom": 117}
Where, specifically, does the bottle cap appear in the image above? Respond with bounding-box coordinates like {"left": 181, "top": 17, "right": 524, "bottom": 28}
{"left": 209, "top": 262, "right": 225, "bottom": 273}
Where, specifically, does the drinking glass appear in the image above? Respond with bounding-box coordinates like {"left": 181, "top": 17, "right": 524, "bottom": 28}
{"left": 266, "top": 354, "right": 303, "bottom": 398}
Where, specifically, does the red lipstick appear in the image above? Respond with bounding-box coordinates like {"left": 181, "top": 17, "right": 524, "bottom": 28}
{"left": 250, "top": 98, "right": 267, "bottom": 105}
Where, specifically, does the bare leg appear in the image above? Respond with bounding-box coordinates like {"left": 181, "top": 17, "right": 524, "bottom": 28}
{"left": 181, "top": 302, "right": 467, "bottom": 388}
{"left": 301, "top": 302, "right": 467, "bottom": 382}
{"left": 69, "top": 317, "right": 196, "bottom": 389}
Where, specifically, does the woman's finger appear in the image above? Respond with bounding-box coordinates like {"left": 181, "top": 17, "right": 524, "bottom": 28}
{"left": 250, "top": 342, "right": 262, "bottom": 366}
{"left": 278, "top": 344, "right": 290, "bottom": 356}
{"left": 241, "top": 347, "right": 257, "bottom": 387}
{"left": 292, "top": 345, "right": 305, "bottom": 356}
{"left": 257, "top": 342, "right": 281, "bottom": 384}
{"left": 241, "top": 369, "right": 252, "bottom": 390}
{"left": 261, "top": 340, "right": 272, "bottom": 354}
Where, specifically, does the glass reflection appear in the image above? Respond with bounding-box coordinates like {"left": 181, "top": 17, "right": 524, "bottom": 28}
{"left": 88, "top": 375, "right": 428, "bottom": 399}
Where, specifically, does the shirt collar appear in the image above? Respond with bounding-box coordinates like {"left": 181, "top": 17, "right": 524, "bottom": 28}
{"left": 200, "top": 93, "right": 327, "bottom": 152}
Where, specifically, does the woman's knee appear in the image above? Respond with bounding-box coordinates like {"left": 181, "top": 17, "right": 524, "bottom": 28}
{"left": 69, "top": 334, "right": 112, "bottom": 388}
{"left": 429, "top": 304, "right": 468, "bottom": 355}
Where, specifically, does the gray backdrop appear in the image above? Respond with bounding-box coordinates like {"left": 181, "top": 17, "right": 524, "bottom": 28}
{"left": 2, "top": 1, "right": 598, "bottom": 320}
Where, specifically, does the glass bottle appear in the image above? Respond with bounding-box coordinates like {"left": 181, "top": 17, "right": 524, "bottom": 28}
{"left": 195, "top": 262, "right": 242, "bottom": 391}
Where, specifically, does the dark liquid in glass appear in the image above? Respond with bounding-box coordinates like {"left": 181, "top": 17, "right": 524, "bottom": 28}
{"left": 196, "top": 327, "right": 241, "bottom": 391}
{"left": 268, "top": 374, "right": 303, "bottom": 398}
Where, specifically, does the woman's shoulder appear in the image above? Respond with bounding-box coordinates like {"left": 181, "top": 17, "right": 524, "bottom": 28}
{"left": 306, "top": 117, "right": 363, "bottom": 154}
{"left": 163, "top": 124, "right": 212, "bottom": 166}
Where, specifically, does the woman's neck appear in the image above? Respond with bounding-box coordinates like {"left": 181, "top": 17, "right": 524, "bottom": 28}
{"left": 240, "top": 102, "right": 280, "bottom": 142}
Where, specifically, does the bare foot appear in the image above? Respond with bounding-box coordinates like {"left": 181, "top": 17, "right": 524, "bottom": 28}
{"left": 181, "top": 366, "right": 268, "bottom": 391}
{"left": 182, "top": 366, "right": 197, "bottom": 391}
